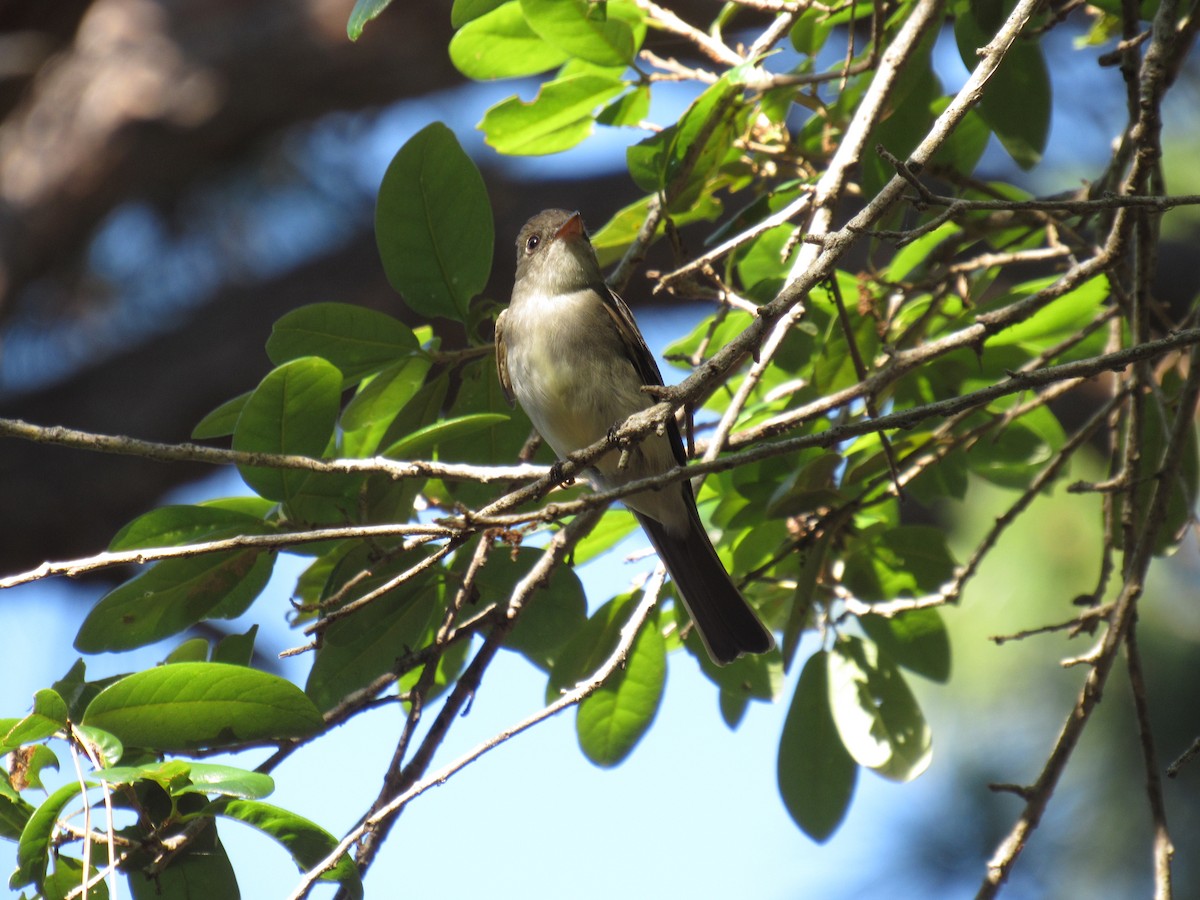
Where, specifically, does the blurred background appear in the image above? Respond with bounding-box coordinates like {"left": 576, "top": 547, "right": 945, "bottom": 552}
{"left": 1, "top": 1, "right": 1199, "bottom": 897}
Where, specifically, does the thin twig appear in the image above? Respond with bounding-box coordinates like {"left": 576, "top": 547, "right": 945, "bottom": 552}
{"left": 287, "top": 563, "right": 665, "bottom": 900}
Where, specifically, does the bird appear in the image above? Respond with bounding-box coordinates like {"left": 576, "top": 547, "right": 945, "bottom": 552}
{"left": 494, "top": 208, "right": 774, "bottom": 665}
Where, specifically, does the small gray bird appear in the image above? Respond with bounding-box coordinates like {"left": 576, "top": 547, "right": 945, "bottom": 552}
{"left": 495, "top": 209, "right": 774, "bottom": 665}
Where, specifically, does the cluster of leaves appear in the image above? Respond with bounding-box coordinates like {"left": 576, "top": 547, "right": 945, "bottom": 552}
{"left": 3, "top": 661, "right": 356, "bottom": 899}
{"left": 4, "top": 0, "right": 1197, "bottom": 896}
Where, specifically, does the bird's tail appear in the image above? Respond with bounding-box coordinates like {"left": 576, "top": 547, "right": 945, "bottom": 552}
{"left": 635, "top": 503, "right": 774, "bottom": 666}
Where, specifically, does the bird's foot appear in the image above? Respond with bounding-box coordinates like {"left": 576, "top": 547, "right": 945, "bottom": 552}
{"left": 548, "top": 460, "right": 575, "bottom": 488}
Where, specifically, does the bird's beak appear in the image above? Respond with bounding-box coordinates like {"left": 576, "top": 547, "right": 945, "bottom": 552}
{"left": 555, "top": 212, "right": 585, "bottom": 242}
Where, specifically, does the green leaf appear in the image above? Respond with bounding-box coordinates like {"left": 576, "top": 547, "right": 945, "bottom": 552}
{"left": 0, "top": 791, "right": 34, "bottom": 842}
{"left": 12, "top": 782, "right": 84, "bottom": 891}
{"left": 305, "top": 549, "right": 441, "bottom": 712}
{"left": 778, "top": 651, "right": 858, "bottom": 842}
{"left": 1, "top": 690, "right": 68, "bottom": 752}
{"left": 176, "top": 763, "right": 275, "bottom": 800}
{"left": 596, "top": 84, "right": 649, "bottom": 126}
{"left": 781, "top": 529, "right": 831, "bottom": 670}
{"left": 266, "top": 303, "right": 417, "bottom": 385}
{"left": 625, "top": 69, "right": 743, "bottom": 207}
{"left": 342, "top": 355, "right": 433, "bottom": 456}
{"left": 1118, "top": 367, "right": 1200, "bottom": 554}
{"left": 827, "top": 636, "right": 932, "bottom": 782}
{"left": 520, "top": 0, "right": 641, "bottom": 66}
{"left": 213, "top": 625, "right": 259, "bottom": 667}
{"left": 436, "top": 358, "right": 533, "bottom": 505}
{"left": 965, "top": 405, "right": 1065, "bottom": 489}
{"left": 841, "top": 525, "right": 957, "bottom": 602}
{"left": 93, "top": 758, "right": 272, "bottom": 799}
{"left": 860, "top": 609, "right": 951, "bottom": 683}
{"left": 166, "top": 638, "right": 211, "bottom": 664}
{"left": 452, "top": 0, "right": 507, "bottom": 28}
{"left": 955, "top": 0, "right": 1050, "bottom": 169}
{"left": 862, "top": 47, "right": 940, "bottom": 196}
{"left": 347, "top": 0, "right": 392, "bottom": 41}
{"left": 548, "top": 595, "right": 665, "bottom": 767}
{"left": 44, "top": 855, "right": 108, "bottom": 900}
{"left": 693, "top": 648, "right": 784, "bottom": 729}
{"left": 449, "top": 1, "right": 568, "bottom": 79}
{"left": 74, "top": 550, "right": 274, "bottom": 653}
{"left": 575, "top": 609, "right": 665, "bottom": 767}
{"left": 76, "top": 725, "right": 123, "bottom": 767}
{"left": 52, "top": 660, "right": 124, "bottom": 723}
{"left": 589, "top": 192, "right": 723, "bottom": 267}
{"left": 233, "top": 356, "right": 343, "bottom": 503}
{"left": 375, "top": 123, "right": 493, "bottom": 321}
{"left": 473, "top": 547, "right": 587, "bottom": 670}
{"left": 481, "top": 74, "right": 626, "bottom": 155}
{"left": 192, "top": 391, "right": 250, "bottom": 439}
{"left": 382, "top": 413, "right": 510, "bottom": 459}
{"left": 661, "top": 75, "right": 742, "bottom": 210}
{"left": 570, "top": 507, "right": 638, "bottom": 564}
{"left": 126, "top": 825, "right": 239, "bottom": 900}
{"left": 789, "top": 8, "right": 835, "bottom": 55}
{"left": 82, "top": 663, "right": 323, "bottom": 752}
{"left": 984, "top": 274, "right": 1108, "bottom": 348}
{"left": 929, "top": 102, "right": 989, "bottom": 177}
{"left": 109, "top": 505, "right": 269, "bottom": 552}
{"left": 218, "top": 800, "right": 362, "bottom": 899}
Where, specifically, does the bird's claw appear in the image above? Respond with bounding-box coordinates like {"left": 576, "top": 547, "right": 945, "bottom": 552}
{"left": 548, "top": 460, "right": 575, "bottom": 487}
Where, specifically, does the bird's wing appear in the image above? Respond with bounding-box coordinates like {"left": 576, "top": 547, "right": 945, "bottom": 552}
{"left": 495, "top": 308, "right": 514, "bottom": 407}
{"left": 599, "top": 284, "right": 665, "bottom": 388}
{"left": 599, "top": 284, "right": 688, "bottom": 468}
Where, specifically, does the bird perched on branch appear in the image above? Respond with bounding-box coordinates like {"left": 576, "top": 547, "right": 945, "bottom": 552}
{"left": 495, "top": 209, "right": 774, "bottom": 665}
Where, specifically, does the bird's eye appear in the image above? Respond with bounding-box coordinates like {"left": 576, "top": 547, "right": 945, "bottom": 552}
{"left": 525, "top": 234, "right": 540, "bottom": 253}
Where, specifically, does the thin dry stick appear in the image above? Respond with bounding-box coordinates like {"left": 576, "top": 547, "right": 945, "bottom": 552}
{"left": 350, "top": 535, "right": 496, "bottom": 875}
{"left": 326, "top": 506, "right": 608, "bottom": 898}
{"left": 634, "top": 0, "right": 743, "bottom": 66}
{"left": 0, "top": 521, "right": 456, "bottom": 590}
{"left": 977, "top": 341, "right": 1200, "bottom": 898}
{"left": 701, "top": 0, "right": 946, "bottom": 467}
{"left": 286, "top": 565, "right": 666, "bottom": 900}
{"left": 1125, "top": 616, "right": 1175, "bottom": 899}
{"left": 461, "top": 327, "right": 1200, "bottom": 535}
{"left": 0, "top": 416, "right": 546, "bottom": 484}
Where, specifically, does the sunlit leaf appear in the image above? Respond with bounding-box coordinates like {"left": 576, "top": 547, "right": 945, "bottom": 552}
{"left": 575, "top": 606, "right": 666, "bottom": 767}
{"left": 860, "top": 608, "right": 952, "bottom": 683}
{"left": 82, "top": 663, "right": 323, "bottom": 751}
{"left": 827, "top": 637, "right": 932, "bottom": 782}
{"left": 109, "top": 504, "right": 269, "bottom": 552}
{"left": 13, "top": 782, "right": 84, "bottom": 891}
{"left": 842, "top": 525, "right": 957, "bottom": 603}
{"left": 266, "top": 302, "right": 417, "bottom": 385}
{"left": 449, "top": 1, "right": 568, "bottom": 79}
{"left": 520, "top": 0, "right": 642, "bottom": 67}
{"left": 382, "top": 413, "right": 511, "bottom": 460}
{"left": 346, "top": 0, "right": 393, "bottom": 41}
{"left": 481, "top": 74, "right": 626, "bottom": 155}
{"left": 0, "top": 690, "right": 67, "bottom": 752}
